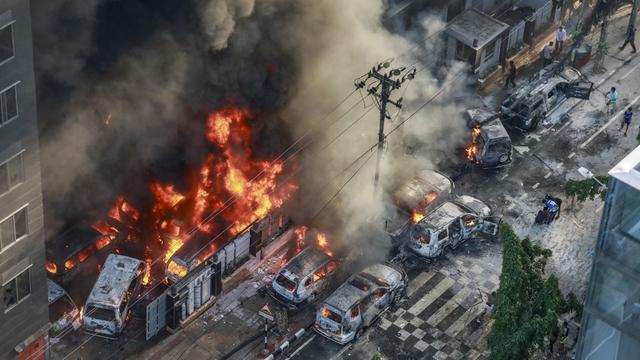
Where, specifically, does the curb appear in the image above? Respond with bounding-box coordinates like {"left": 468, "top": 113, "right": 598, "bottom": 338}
{"left": 263, "top": 328, "right": 307, "bottom": 360}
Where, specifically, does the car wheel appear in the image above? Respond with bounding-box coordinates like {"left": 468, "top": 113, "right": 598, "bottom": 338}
{"left": 393, "top": 286, "right": 406, "bottom": 304}
{"left": 353, "top": 328, "right": 364, "bottom": 342}
{"left": 498, "top": 154, "right": 509, "bottom": 163}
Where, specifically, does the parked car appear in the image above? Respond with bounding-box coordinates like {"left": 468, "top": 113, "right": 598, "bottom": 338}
{"left": 269, "top": 247, "right": 341, "bottom": 308}
{"left": 386, "top": 170, "right": 454, "bottom": 236}
{"left": 83, "top": 254, "right": 146, "bottom": 338}
{"left": 48, "top": 279, "right": 80, "bottom": 344}
{"left": 408, "top": 195, "right": 499, "bottom": 258}
{"left": 46, "top": 223, "right": 115, "bottom": 286}
{"left": 500, "top": 65, "right": 593, "bottom": 131}
{"left": 314, "top": 263, "right": 407, "bottom": 344}
{"left": 464, "top": 108, "right": 512, "bottom": 169}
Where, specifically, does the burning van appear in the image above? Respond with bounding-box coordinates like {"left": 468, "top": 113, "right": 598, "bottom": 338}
{"left": 464, "top": 108, "right": 512, "bottom": 169}
{"left": 386, "top": 170, "right": 454, "bottom": 236}
{"left": 83, "top": 254, "right": 146, "bottom": 338}
{"left": 269, "top": 247, "right": 341, "bottom": 308}
{"left": 500, "top": 65, "right": 593, "bottom": 131}
{"left": 314, "top": 264, "right": 406, "bottom": 344}
{"left": 408, "top": 195, "right": 499, "bottom": 258}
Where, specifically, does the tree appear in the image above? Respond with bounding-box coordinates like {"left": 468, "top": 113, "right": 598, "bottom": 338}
{"left": 488, "top": 223, "right": 565, "bottom": 360}
{"left": 565, "top": 176, "right": 608, "bottom": 210}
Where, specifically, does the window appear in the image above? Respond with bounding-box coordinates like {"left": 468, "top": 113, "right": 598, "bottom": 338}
{"left": 437, "top": 229, "right": 448, "bottom": 241}
{"left": 2, "top": 268, "right": 30, "bottom": 310}
{"left": 484, "top": 40, "right": 496, "bottom": 61}
{"left": 0, "top": 23, "right": 13, "bottom": 64}
{"left": 0, "top": 83, "right": 18, "bottom": 125}
{"left": 0, "top": 206, "right": 28, "bottom": 251}
{"left": 0, "top": 152, "right": 25, "bottom": 195}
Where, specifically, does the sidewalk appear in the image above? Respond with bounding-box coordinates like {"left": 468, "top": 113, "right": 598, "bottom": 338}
{"left": 480, "top": 3, "right": 634, "bottom": 97}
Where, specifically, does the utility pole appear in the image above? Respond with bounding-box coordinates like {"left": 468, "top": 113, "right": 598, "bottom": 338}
{"left": 355, "top": 60, "right": 416, "bottom": 191}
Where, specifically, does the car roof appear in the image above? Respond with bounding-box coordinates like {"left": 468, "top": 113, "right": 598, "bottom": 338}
{"left": 46, "top": 223, "right": 105, "bottom": 263}
{"left": 283, "top": 247, "right": 330, "bottom": 279}
{"left": 419, "top": 202, "right": 467, "bottom": 230}
{"left": 324, "top": 264, "right": 400, "bottom": 311}
{"left": 86, "top": 254, "right": 143, "bottom": 308}
{"left": 480, "top": 119, "right": 510, "bottom": 141}
{"left": 47, "top": 279, "right": 67, "bottom": 304}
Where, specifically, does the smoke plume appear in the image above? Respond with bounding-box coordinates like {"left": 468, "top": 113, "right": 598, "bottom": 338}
{"left": 33, "top": 0, "right": 471, "bottom": 261}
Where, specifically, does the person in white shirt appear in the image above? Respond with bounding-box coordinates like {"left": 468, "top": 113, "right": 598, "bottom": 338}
{"left": 556, "top": 26, "right": 567, "bottom": 52}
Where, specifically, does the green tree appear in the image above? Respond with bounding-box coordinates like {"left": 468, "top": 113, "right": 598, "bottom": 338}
{"left": 488, "top": 223, "right": 565, "bottom": 360}
{"left": 565, "top": 176, "right": 608, "bottom": 209}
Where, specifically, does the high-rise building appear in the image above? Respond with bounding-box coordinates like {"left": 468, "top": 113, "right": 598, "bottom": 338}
{"left": 576, "top": 146, "right": 640, "bottom": 359}
{"left": 0, "top": 1, "right": 50, "bottom": 359}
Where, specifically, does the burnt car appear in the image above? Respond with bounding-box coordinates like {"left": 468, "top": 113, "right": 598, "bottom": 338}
{"left": 48, "top": 279, "right": 81, "bottom": 344}
{"left": 83, "top": 254, "right": 146, "bottom": 338}
{"left": 408, "top": 195, "right": 499, "bottom": 258}
{"left": 269, "top": 247, "right": 341, "bottom": 308}
{"left": 314, "top": 263, "right": 406, "bottom": 344}
{"left": 46, "top": 223, "right": 115, "bottom": 286}
{"left": 464, "top": 108, "right": 512, "bottom": 169}
{"left": 386, "top": 170, "right": 454, "bottom": 236}
{"left": 500, "top": 65, "right": 593, "bottom": 131}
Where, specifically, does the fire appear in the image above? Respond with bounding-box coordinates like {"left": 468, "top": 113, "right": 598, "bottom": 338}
{"left": 78, "top": 247, "right": 92, "bottom": 263}
{"left": 316, "top": 232, "right": 333, "bottom": 257}
{"left": 91, "top": 105, "right": 297, "bottom": 285}
{"left": 321, "top": 307, "right": 330, "bottom": 318}
{"left": 64, "top": 258, "right": 76, "bottom": 271}
{"left": 313, "top": 267, "right": 327, "bottom": 282}
{"left": 465, "top": 127, "right": 482, "bottom": 162}
{"left": 142, "top": 259, "right": 152, "bottom": 286}
{"left": 412, "top": 210, "right": 425, "bottom": 224}
{"left": 294, "top": 226, "right": 307, "bottom": 249}
{"left": 46, "top": 261, "right": 57, "bottom": 274}
{"left": 95, "top": 236, "right": 111, "bottom": 250}
{"left": 79, "top": 306, "right": 84, "bottom": 321}
{"left": 167, "top": 260, "right": 188, "bottom": 278}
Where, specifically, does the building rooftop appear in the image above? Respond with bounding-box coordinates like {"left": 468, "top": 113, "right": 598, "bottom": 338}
{"left": 445, "top": 8, "right": 509, "bottom": 50}
{"left": 610, "top": 145, "right": 640, "bottom": 190}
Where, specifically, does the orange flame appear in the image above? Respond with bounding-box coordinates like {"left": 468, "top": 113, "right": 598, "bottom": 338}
{"left": 142, "top": 259, "right": 152, "bottom": 286}
{"left": 465, "top": 127, "right": 482, "bottom": 162}
{"left": 64, "top": 258, "right": 76, "bottom": 271}
{"left": 167, "top": 260, "right": 188, "bottom": 279}
{"left": 412, "top": 210, "right": 425, "bottom": 224}
{"left": 95, "top": 236, "right": 112, "bottom": 250}
{"left": 316, "top": 232, "right": 333, "bottom": 257}
{"left": 46, "top": 261, "right": 57, "bottom": 274}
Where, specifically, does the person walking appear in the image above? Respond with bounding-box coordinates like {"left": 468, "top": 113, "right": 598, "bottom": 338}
{"left": 555, "top": 26, "right": 567, "bottom": 53}
{"left": 606, "top": 87, "right": 619, "bottom": 115}
{"left": 542, "top": 41, "right": 554, "bottom": 67}
{"left": 620, "top": 25, "right": 637, "bottom": 53}
{"left": 505, "top": 60, "right": 517, "bottom": 89}
{"left": 621, "top": 107, "right": 633, "bottom": 136}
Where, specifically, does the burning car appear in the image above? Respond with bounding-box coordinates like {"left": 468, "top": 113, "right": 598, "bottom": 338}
{"left": 48, "top": 279, "right": 81, "bottom": 344}
{"left": 500, "top": 65, "right": 593, "bottom": 131}
{"left": 83, "top": 254, "right": 147, "bottom": 338}
{"left": 464, "top": 108, "right": 512, "bottom": 169}
{"left": 46, "top": 223, "right": 115, "bottom": 285}
{"left": 269, "top": 247, "right": 341, "bottom": 308}
{"left": 408, "top": 195, "right": 499, "bottom": 258}
{"left": 314, "top": 263, "right": 406, "bottom": 344}
{"left": 386, "top": 170, "right": 454, "bottom": 236}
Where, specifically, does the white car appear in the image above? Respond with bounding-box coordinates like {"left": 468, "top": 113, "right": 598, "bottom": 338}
{"left": 408, "top": 195, "right": 499, "bottom": 258}
{"left": 314, "top": 264, "right": 406, "bottom": 344}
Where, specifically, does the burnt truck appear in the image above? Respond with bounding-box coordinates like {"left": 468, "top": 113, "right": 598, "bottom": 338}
{"left": 83, "top": 254, "right": 147, "bottom": 338}
{"left": 269, "top": 247, "right": 341, "bottom": 308}
{"left": 500, "top": 65, "right": 593, "bottom": 131}
{"left": 464, "top": 108, "right": 512, "bottom": 169}
{"left": 408, "top": 195, "right": 499, "bottom": 258}
{"left": 314, "top": 263, "right": 407, "bottom": 344}
{"left": 386, "top": 170, "right": 454, "bottom": 236}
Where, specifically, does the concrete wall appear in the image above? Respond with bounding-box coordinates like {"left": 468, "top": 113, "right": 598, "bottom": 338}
{"left": 0, "top": 1, "right": 49, "bottom": 359}
{"left": 478, "top": 38, "right": 501, "bottom": 75}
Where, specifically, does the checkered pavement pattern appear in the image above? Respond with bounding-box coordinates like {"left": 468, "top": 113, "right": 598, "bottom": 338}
{"left": 374, "top": 256, "right": 501, "bottom": 360}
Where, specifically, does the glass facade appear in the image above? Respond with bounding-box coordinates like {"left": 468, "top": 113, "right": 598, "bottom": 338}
{"left": 576, "top": 176, "right": 640, "bottom": 359}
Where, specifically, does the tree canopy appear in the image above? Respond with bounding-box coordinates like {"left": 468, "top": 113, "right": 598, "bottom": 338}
{"left": 488, "top": 223, "right": 565, "bottom": 360}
